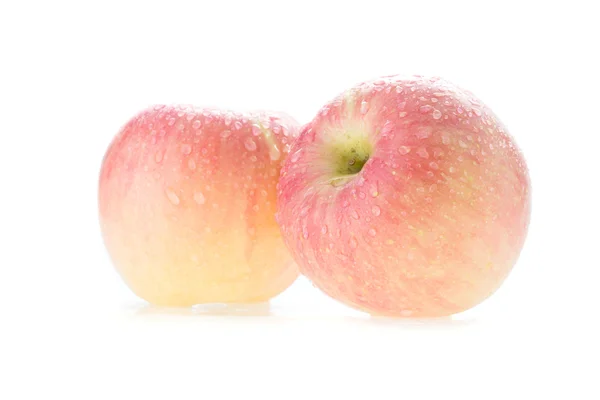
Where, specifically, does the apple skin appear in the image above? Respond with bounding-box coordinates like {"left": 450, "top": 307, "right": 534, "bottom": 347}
{"left": 99, "top": 105, "right": 300, "bottom": 306}
{"left": 277, "top": 75, "right": 531, "bottom": 317}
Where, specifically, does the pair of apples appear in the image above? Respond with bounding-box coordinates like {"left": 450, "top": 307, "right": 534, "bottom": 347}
{"left": 99, "top": 75, "right": 531, "bottom": 317}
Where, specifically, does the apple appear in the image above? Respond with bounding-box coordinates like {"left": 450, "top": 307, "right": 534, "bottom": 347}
{"left": 99, "top": 105, "right": 300, "bottom": 306}
{"left": 277, "top": 75, "right": 531, "bottom": 317}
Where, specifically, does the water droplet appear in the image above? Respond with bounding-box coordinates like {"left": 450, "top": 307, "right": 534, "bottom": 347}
{"left": 473, "top": 108, "right": 482, "bottom": 117}
{"left": 368, "top": 228, "right": 377, "bottom": 237}
{"left": 415, "top": 126, "right": 432, "bottom": 139}
{"left": 360, "top": 100, "right": 368, "bottom": 114}
{"left": 429, "top": 161, "right": 439, "bottom": 170}
{"left": 165, "top": 188, "right": 180, "bottom": 205}
{"left": 224, "top": 114, "right": 232, "bottom": 126}
{"left": 321, "top": 225, "right": 328, "bottom": 234}
{"left": 457, "top": 107, "right": 464, "bottom": 114}
{"left": 429, "top": 184, "right": 437, "bottom": 192}
{"left": 371, "top": 205, "right": 381, "bottom": 216}
{"left": 441, "top": 135, "right": 450, "bottom": 145}
{"left": 358, "top": 191, "right": 366, "bottom": 199}
{"left": 399, "top": 111, "right": 408, "bottom": 118}
{"left": 188, "top": 158, "right": 196, "bottom": 170}
{"left": 252, "top": 204, "right": 260, "bottom": 212}
{"left": 290, "top": 150, "right": 301, "bottom": 163}
{"left": 167, "top": 118, "right": 176, "bottom": 126}
{"left": 193, "top": 191, "right": 205, "bottom": 205}
{"left": 458, "top": 140, "right": 468, "bottom": 148}
{"left": 233, "top": 121, "right": 243, "bottom": 130}
{"left": 244, "top": 137, "right": 257, "bottom": 151}
{"left": 417, "top": 147, "right": 429, "bottom": 158}
{"left": 351, "top": 210, "right": 360, "bottom": 220}
{"left": 269, "top": 145, "right": 281, "bottom": 161}
{"left": 369, "top": 183, "right": 379, "bottom": 197}
{"left": 192, "top": 120, "right": 202, "bottom": 130}
{"left": 302, "top": 226, "right": 309, "bottom": 240}
{"left": 349, "top": 237, "right": 358, "bottom": 248}
{"left": 419, "top": 105, "right": 432, "bottom": 114}
{"left": 432, "top": 109, "right": 442, "bottom": 119}
{"left": 398, "top": 146, "right": 411, "bottom": 155}
{"left": 342, "top": 200, "right": 350, "bottom": 208}
{"left": 220, "top": 130, "right": 232, "bottom": 139}
{"left": 181, "top": 144, "right": 192, "bottom": 154}
{"left": 154, "top": 150, "right": 164, "bottom": 163}
{"left": 489, "top": 143, "right": 494, "bottom": 150}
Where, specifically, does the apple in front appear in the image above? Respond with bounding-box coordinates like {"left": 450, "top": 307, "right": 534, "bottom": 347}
{"left": 277, "top": 75, "right": 531, "bottom": 317}
{"left": 99, "top": 105, "right": 299, "bottom": 306}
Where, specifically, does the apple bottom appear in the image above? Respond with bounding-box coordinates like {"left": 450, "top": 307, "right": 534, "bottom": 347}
{"left": 296, "top": 210, "right": 525, "bottom": 318}
{"left": 101, "top": 216, "right": 297, "bottom": 307}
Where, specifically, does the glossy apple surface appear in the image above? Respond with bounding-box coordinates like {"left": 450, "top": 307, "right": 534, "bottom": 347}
{"left": 99, "top": 105, "right": 299, "bottom": 306}
{"left": 277, "top": 75, "right": 531, "bottom": 317}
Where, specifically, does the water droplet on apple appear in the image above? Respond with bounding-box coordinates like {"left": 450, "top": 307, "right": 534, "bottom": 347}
{"left": 360, "top": 100, "right": 368, "bottom": 114}
{"left": 181, "top": 144, "right": 192, "bottom": 155}
{"left": 429, "top": 161, "right": 439, "bottom": 170}
{"left": 351, "top": 210, "right": 360, "bottom": 220}
{"left": 268, "top": 145, "right": 281, "bottom": 161}
{"left": 290, "top": 150, "right": 301, "bottom": 163}
{"left": 417, "top": 147, "right": 429, "bottom": 159}
{"left": 193, "top": 191, "right": 205, "bottom": 205}
{"left": 349, "top": 237, "right": 358, "bottom": 248}
{"left": 370, "top": 183, "right": 379, "bottom": 197}
{"left": 459, "top": 140, "right": 468, "bottom": 148}
{"left": 165, "top": 188, "right": 180, "bottom": 205}
{"left": 432, "top": 109, "right": 442, "bottom": 119}
{"left": 368, "top": 228, "right": 377, "bottom": 237}
{"left": 192, "top": 120, "right": 202, "bottom": 130}
{"left": 399, "top": 112, "right": 408, "bottom": 118}
{"left": 419, "top": 105, "right": 432, "bottom": 114}
{"left": 358, "top": 191, "right": 366, "bottom": 199}
{"left": 321, "top": 225, "right": 328, "bottom": 234}
{"left": 167, "top": 118, "right": 176, "bottom": 126}
{"left": 302, "top": 226, "right": 309, "bottom": 240}
{"left": 371, "top": 205, "right": 381, "bottom": 216}
{"left": 398, "top": 146, "right": 411, "bottom": 155}
{"left": 219, "top": 130, "right": 231, "bottom": 139}
{"left": 244, "top": 138, "right": 257, "bottom": 151}
{"left": 415, "top": 127, "right": 432, "bottom": 139}
{"left": 233, "top": 121, "right": 243, "bottom": 130}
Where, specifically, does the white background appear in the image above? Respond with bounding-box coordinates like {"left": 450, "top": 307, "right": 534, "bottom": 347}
{"left": 1, "top": 0, "right": 599, "bottom": 398}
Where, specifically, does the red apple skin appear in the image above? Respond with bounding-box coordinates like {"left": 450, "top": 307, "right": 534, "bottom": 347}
{"left": 277, "top": 75, "right": 531, "bottom": 317}
{"left": 99, "top": 105, "right": 299, "bottom": 306}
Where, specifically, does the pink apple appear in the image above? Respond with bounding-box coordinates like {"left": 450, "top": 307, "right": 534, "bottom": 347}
{"left": 277, "top": 75, "right": 531, "bottom": 317}
{"left": 99, "top": 105, "right": 299, "bottom": 306}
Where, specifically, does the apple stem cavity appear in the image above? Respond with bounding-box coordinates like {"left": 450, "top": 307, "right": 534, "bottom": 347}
{"left": 328, "top": 130, "right": 372, "bottom": 178}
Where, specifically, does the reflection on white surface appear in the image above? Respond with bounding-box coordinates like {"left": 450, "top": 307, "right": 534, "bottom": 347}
{"left": 133, "top": 302, "right": 274, "bottom": 317}
{"left": 127, "top": 300, "right": 478, "bottom": 328}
